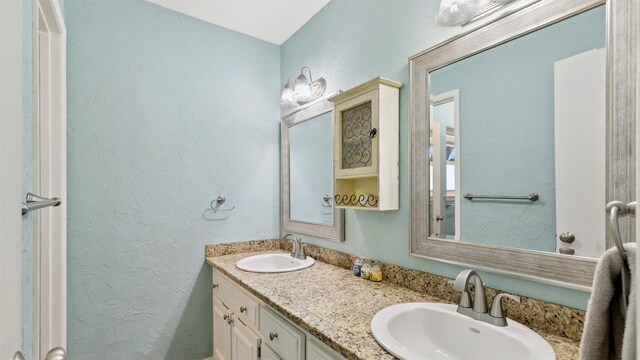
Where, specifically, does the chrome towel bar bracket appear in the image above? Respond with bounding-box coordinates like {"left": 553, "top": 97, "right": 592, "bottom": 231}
{"left": 605, "top": 200, "right": 636, "bottom": 314}
{"left": 210, "top": 195, "right": 235, "bottom": 212}
{"left": 21, "top": 192, "right": 61, "bottom": 216}
{"left": 605, "top": 200, "right": 636, "bottom": 263}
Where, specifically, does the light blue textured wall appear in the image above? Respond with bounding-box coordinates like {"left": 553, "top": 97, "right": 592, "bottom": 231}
{"left": 281, "top": 0, "right": 591, "bottom": 309}
{"left": 65, "top": 1, "right": 280, "bottom": 358}
{"left": 431, "top": 6, "right": 605, "bottom": 252}
{"left": 21, "top": 0, "right": 34, "bottom": 358}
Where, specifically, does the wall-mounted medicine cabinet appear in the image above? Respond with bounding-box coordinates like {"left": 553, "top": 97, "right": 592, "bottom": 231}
{"left": 329, "top": 77, "right": 402, "bottom": 211}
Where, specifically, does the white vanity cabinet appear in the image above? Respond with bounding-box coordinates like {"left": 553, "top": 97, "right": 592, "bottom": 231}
{"left": 212, "top": 269, "right": 345, "bottom": 360}
{"left": 213, "top": 270, "right": 261, "bottom": 360}
{"left": 329, "top": 77, "right": 402, "bottom": 211}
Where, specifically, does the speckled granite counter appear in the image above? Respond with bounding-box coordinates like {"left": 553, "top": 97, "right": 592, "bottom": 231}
{"left": 207, "top": 250, "right": 580, "bottom": 360}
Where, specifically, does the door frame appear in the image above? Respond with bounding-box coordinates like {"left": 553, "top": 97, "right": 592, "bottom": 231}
{"left": 34, "top": 0, "right": 67, "bottom": 357}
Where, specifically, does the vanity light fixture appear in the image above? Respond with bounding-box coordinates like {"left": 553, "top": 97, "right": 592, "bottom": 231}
{"left": 436, "top": 0, "right": 477, "bottom": 26}
{"left": 280, "top": 66, "right": 326, "bottom": 109}
{"left": 436, "top": 0, "right": 518, "bottom": 27}
{"left": 280, "top": 76, "right": 297, "bottom": 106}
{"left": 293, "top": 67, "right": 313, "bottom": 101}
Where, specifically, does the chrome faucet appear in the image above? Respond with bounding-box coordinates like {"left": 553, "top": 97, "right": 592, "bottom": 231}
{"left": 281, "top": 233, "right": 307, "bottom": 260}
{"left": 452, "top": 269, "right": 520, "bottom": 326}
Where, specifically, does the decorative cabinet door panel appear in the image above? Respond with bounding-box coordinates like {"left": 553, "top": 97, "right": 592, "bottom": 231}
{"left": 334, "top": 91, "right": 379, "bottom": 177}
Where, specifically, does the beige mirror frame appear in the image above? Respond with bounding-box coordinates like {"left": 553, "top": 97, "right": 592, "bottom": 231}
{"left": 410, "top": 0, "right": 636, "bottom": 291}
{"left": 281, "top": 94, "right": 345, "bottom": 241}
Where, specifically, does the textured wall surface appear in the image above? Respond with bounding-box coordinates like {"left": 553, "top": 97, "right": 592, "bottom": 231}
{"left": 21, "top": 0, "right": 34, "bottom": 357}
{"left": 280, "top": 0, "right": 591, "bottom": 309}
{"left": 64, "top": 1, "right": 280, "bottom": 358}
{"left": 431, "top": 6, "right": 605, "bottom": 252}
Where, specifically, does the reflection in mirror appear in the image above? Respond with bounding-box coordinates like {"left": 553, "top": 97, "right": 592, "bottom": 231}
{"left": 281, "top": 94, "right": 344, "bottom": 241}
{"left": 289, "top": 112, "right": 333, "bottom": 224}
{"left": 429, "top": 91, "right": 460, "bottom": 240}
{"left": 428, "top": 5, "right": 606, "bottom": 256}
{"left": 408, "top": 0, "right": 640, "bottom": 289}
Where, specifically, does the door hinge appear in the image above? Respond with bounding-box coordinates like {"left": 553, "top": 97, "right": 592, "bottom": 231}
{"left": 258, "top": 345, "right": 261, "bottom": 358}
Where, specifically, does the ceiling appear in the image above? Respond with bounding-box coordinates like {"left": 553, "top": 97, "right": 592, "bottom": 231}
{"left": 147, "top": 0, "right": 331, "bottom": 45}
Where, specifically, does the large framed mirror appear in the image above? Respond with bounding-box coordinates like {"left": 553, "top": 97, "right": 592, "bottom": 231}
{"left": 410, "top": 0, "right": 636, "bottom": 290}
{"left": 281, "top": 94, "right": 344, "bottom": 241}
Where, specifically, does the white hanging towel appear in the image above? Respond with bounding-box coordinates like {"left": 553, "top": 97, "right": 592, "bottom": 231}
{"left": 580, "top": 243, "right": 636, "bottom": 360}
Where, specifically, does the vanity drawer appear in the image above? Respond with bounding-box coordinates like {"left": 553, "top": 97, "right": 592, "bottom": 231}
{"left": 259, "top": 306, "right": 305, "bottom": 360}
{"left": 213, "top": 270, "right": 259, "bottom": 328}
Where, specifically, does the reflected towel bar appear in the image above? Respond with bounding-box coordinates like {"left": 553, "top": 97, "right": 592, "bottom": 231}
{"left": 463, "top": 193, "right": 539, "bottom": 201}
{"left": 21, "top": 192, "right": 61, "bottom": 216}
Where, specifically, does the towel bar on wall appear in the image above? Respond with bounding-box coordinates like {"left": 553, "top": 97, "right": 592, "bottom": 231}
{"left": 21, "top": 192, "right": 61, "bottom": 216}
{"left": 605, "top": 200, "right": 636, "bottom": 262}
{"left": 463, "top": 193, "right": 539, "bottom": 201}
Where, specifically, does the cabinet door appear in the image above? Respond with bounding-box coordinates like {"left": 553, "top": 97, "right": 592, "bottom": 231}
{"left": 334, "top": 90, "right": 379, "bottom": 177}
{"left": 261, "top": 344, "right": 282, "bottom": 360}
{"left": 307, "top": 338, "right": 345, "bottom": 360}
{"left": 213, "top": 298, "right": 232, "bottom": 360}
{"left": 231, "top": 320, "right": 261, "bottom": 360}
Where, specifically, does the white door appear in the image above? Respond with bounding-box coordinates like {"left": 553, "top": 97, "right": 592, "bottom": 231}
{"left": 1, "top": 1, "right": 67, "bottom": 358}
{"left": 554, "top": 48, "right": 606, "bottom": 257}
{"left": 0, "top": 1, "right": 25, "bottom": 358}
{"left": 430, "top": 90, "right": 460, "bottom": 240}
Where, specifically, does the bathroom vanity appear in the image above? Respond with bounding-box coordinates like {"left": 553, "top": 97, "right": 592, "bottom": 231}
{"left": 211, "top": 265, "right": 345, "bottom": 360}
{"left": 207, "top": 246, "right": 581, "bottom": 360}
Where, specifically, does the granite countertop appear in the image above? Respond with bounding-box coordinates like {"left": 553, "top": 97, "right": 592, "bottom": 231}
{"left": 207, "top": 251, "right": 580, "bottom": 360}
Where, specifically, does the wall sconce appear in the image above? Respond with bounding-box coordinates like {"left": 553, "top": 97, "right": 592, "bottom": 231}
{"left": 280, "top": 67, "right": 326, "bottom": 109}
{"left": 280, "top": 76, "right": 297, "bottom": 106}
{"left": 436, "top": 0, "right": 517, "bottom": 27}
{"left": 436, "top": 0, "right": 477, "bottom": 26}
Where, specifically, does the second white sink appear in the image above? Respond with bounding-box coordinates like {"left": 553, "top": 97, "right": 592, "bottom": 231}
{"left": 371, "top": 302, "right": 556, "bottom": 360}
{"left": 236, "top": 253, "right": 315, "bottom": 273}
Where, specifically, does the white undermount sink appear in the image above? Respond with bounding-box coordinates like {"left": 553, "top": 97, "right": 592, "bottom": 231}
{"left": 235, "top": 253, "right": 315, "bottom": 273}
{"left": 371, "top": 302, "right": 556, "bottom": 360}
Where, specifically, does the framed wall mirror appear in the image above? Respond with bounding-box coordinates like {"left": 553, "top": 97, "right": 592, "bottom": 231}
{"left": 410, "top": 0, "right": 636, "bottom": 290}
{"left": 281, "top": 94, "right": 344, "bottom": 241}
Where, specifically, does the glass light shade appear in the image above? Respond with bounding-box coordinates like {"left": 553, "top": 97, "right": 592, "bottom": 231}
{"left": 435, "top": 0, "right": 477, "bottom": 26}
{"left": 280, "top": 83, "right": 294, "bottom": 105}
{"left": 293, "top": 73, "right": 311, "bottom": 101}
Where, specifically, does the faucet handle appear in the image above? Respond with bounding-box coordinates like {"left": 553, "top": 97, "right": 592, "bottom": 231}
{"left": 299, "top": 243, "right": 307, "bottom": 255}
{"left": 489, "top": 293, "right": 521, "bottom": 320}
{"left": 453, "top": 269, "right": 474, "bottom": 291}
